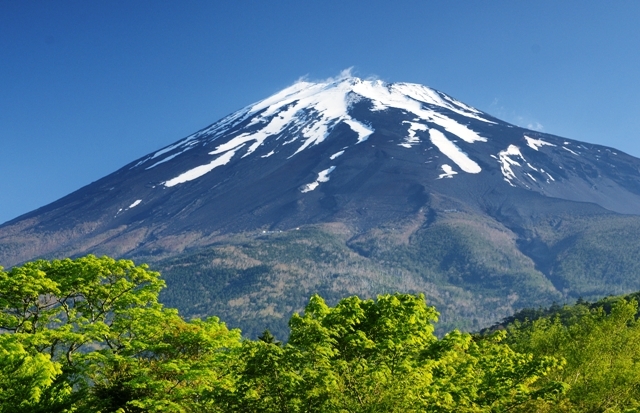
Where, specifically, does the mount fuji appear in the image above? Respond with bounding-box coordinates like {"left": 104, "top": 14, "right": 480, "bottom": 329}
{"left": 3, "top": 73, "right": 640, "bottom": 336}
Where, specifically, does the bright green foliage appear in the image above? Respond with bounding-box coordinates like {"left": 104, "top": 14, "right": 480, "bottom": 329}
{"left": 0, "top": 335, "right": 68, "bottom": 413}
{"left": 0, "top": 256, "right": 242, "bottom": 412}
{"left": 0, "top": 255, "right": 165, "bottom": 356}
{"left": 415, "top": 330, "right": 564, "bottom": 412}
{"left": 227, "top": 293, "right": 562, "bottom": 412}
{"left": 0, "top": 255, "right": 585, "bottom": 412}
{"left": 83, "top": 312, "right": 241, "bottom": 413}
{"left": 507, "top": 298, "right": 640, "bottom": 412}
{"left": 293, "top": 293, "right": 439, "bottom": 412}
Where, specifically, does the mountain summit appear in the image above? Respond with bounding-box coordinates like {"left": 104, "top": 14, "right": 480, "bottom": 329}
{"left": 3, "top": 74, "right": 640, "bottom": 335}
{"left": 117, "top": 74, "right": 640, "bottom": 213}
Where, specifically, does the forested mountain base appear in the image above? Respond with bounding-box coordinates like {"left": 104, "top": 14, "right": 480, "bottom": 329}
{"left": 3, "top": 255, "right": 640, "bottom": 412}
{"left": 156, "top": 211, "right": 640, "bottom": 339}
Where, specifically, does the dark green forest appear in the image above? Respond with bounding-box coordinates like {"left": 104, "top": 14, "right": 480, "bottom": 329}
{"left": 2, "top": 255, "right": 640, "bottom": 412}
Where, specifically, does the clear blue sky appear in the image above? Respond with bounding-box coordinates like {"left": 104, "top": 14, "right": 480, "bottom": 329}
{"left": 2, "top": 1, "right": 639, "bottom": 224}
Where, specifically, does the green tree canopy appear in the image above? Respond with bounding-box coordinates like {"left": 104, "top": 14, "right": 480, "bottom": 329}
{"left": 229, "top": 293, "right": 563, "bottom": 412}
{"left": 507, "top": 298, "right": 640, "bottom": 412}
{"left": 0, "top": 255, "right": 241, "bottom": 413}
{"left": 0, "top": 255, "right": 570, "bottom": 412}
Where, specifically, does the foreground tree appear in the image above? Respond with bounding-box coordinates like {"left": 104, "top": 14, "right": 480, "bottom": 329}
{"left": 0, "top": 255, "right": 241, "bottom": 413}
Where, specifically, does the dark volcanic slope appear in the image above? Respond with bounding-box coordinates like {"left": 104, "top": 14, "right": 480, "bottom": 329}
{"left": 3, "top": 75, "right": 640, "bottom": 336}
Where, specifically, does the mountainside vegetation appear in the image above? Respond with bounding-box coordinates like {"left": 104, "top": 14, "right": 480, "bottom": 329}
{"left": 3, "top": 255, "right": 640, "bottom": 412}
{"left": 156, "top": 208, "right": 640, "bottom": 338}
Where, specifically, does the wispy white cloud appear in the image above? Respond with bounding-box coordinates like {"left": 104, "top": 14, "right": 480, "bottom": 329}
{"left": 489, "top": 98, "right": 544, "bottom": 131}
{"left": 527, "top": 121, "right": 544, "bottom": 131}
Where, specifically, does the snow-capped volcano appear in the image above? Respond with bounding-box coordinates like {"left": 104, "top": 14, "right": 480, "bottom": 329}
{"left": 2, "top": 72, "right": 640, "bottom": 266}
{"left": 110, "top": 73, "right": 640, "bottom": 220}
{"left": 5, "top": 72, "right": 640, "bottom": 337}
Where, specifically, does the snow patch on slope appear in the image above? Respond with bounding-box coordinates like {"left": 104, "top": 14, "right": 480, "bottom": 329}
{"left": 400, "top": 122, "right": 427, "bottom": 148}
{"left": 145, "top": 152, "right": 183, "bottom": 170}
{"left": 438, "top": 164, "right": 458, "bottom": 179}
{"left": 375, "top": 82, "right": 495, "bottom": 124}
{"left": 164, "top": 144, "right": 244, "bottom": 187}
{"left": 429, "top": 129, "right": 481, "bottom": 174}
{"left": 133, "top": 135, "right": 200, "bottom": 169}
{"left": 351, "top": 80, "right": 488, "bottom": 143}
{"left": 301, "top": 166, "right": 336, "bottom": 193}
{"left": 497, "top": 145, "right": 525, "bottom": 186}
{"left": 496, "top": 145, "right": 556, "bottom": 186}
{"left": 343, "top": 119, "right": 374, "bottom": 143}
{"left": 525, "top": 136, "right": 556, "bottom": 151}
{"left": 541, "top": 168, "right": 555, "bottom": 182}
